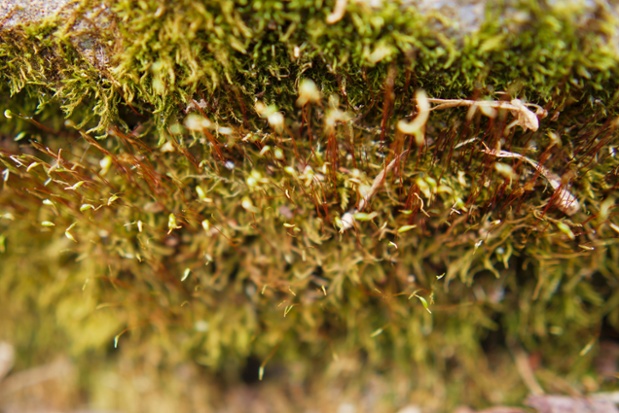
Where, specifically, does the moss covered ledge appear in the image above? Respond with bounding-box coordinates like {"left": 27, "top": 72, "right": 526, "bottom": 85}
{"left": 1, "top": 1, "right": 619, "bottom": 412}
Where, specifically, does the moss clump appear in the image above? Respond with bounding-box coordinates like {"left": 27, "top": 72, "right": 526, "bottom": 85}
{"left": 1, "top": 1, "right": 618, "bottom": 412}
{"left": 2, "top": 0, "right": 619, "bottom": 133}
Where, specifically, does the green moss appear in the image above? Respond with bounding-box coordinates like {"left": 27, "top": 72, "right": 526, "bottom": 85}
{"left": 1, "top": 1, "right": 619, "bottom": 411}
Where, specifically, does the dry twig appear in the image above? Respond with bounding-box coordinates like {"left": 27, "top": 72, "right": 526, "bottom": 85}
{"left": 427, "top": 97, "right": 546, "bottom": 132}
{"left": 339, "top": 150, "right": 408, "bottom": 232}
{"left": 481, "top": 146, "right": 580, "bottom": 215}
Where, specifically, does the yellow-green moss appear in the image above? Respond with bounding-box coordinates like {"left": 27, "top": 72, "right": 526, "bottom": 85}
{"left": 1, "top": 1, "right": 618, "bottom": 412}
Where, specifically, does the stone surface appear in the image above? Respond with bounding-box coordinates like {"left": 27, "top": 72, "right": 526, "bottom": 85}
{"left": 0, "top": 0, "right": 111, "bottom": 67}
{"left": 526, "top": 395, "right": 619, "bottom": 413}
{"left": 0, "top": 0, "right": 71, "bottom": 27}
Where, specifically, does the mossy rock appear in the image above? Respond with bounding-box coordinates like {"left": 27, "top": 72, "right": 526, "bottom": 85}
{"left": 1, "top": 1, "right": 618, "bottom": 411}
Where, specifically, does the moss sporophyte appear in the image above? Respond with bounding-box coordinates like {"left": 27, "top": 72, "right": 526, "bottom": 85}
{"left": 1, "top": 0, "right": 618, "bottom": 411}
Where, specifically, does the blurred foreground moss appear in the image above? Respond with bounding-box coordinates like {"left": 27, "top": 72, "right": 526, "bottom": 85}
{"left": 1, "top": 0, "right": 619, "bottom": 411}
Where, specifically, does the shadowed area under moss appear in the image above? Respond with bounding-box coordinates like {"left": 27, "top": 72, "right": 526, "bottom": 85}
{"left": 1, "top": 1, "right": 618, "bottom": 412}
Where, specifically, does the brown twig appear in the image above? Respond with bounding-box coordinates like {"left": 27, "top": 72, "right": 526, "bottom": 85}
{"left": 481, "top": 145, "right": 580, "bottom": 215}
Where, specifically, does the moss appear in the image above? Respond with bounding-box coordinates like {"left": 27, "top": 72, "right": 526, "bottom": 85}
{"left": 1, "top": 1, "right": 619, "bottom": 411}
